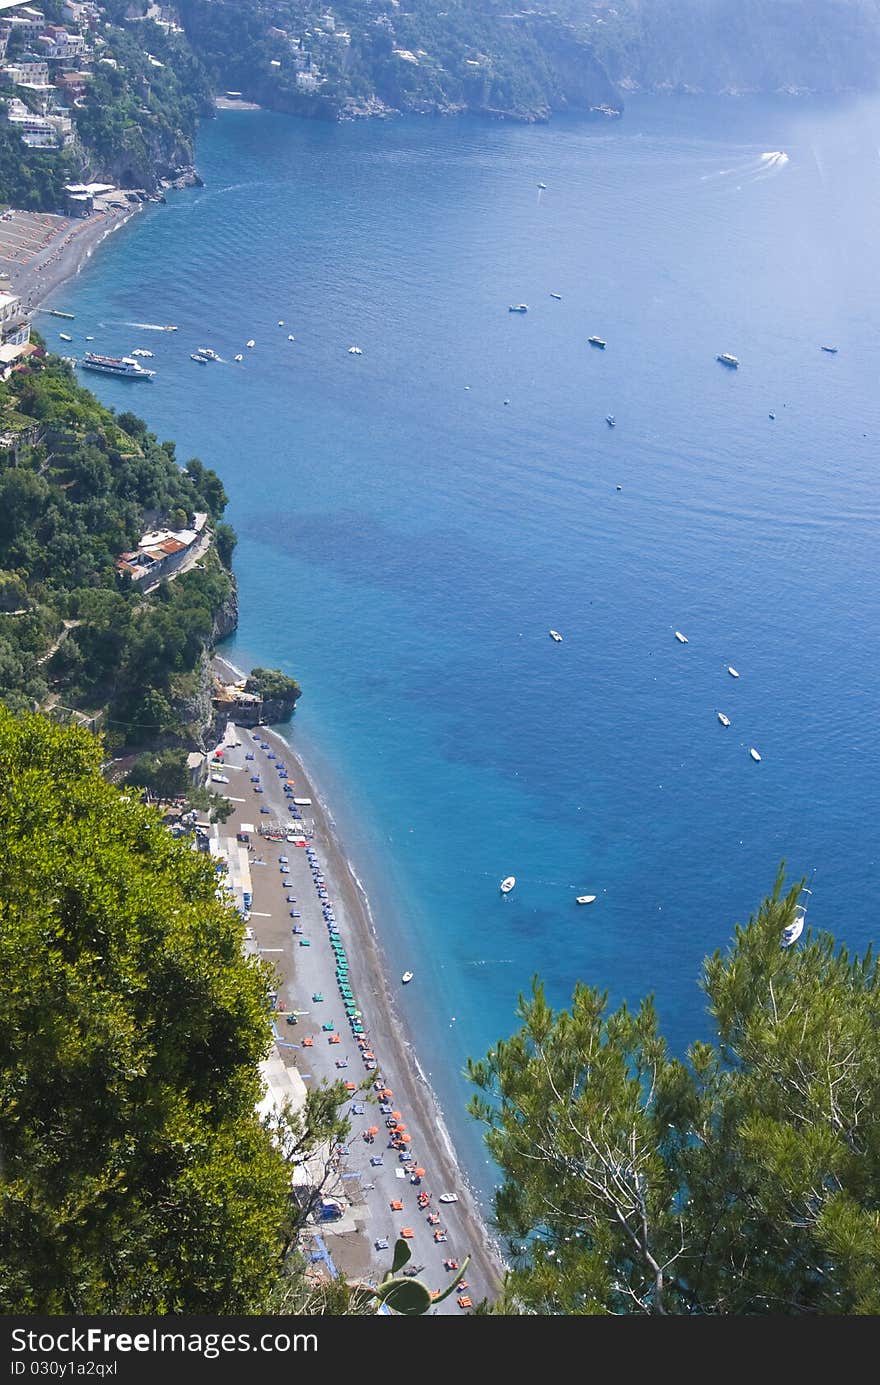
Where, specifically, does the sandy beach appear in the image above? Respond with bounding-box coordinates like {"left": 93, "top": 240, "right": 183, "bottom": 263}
{"left": 212, "top": 657, "right": 505, "bottom": 1311}
{"left": 0, "top": 204, "right": 142, "bottom": 315}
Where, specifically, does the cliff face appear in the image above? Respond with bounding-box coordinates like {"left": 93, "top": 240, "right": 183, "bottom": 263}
{"left": 586, "top": 0, "right": 880, "bottom": 96}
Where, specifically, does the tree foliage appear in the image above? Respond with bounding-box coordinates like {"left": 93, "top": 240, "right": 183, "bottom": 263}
{"left": 0, "top": 355, "right": 233, "bottom": 744}
{"left": 469, "top": 868, "right": 880, "bottom": 1314}
{"left": 0, "top": 710, "right": 292, "bottom": 1312}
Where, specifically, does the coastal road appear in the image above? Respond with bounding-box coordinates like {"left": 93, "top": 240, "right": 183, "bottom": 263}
{"left": 211, "top": 722, "right": 503, "bottom": 1313}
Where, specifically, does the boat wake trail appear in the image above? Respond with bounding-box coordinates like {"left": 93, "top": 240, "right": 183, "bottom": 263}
{"left": 702, "top": 151, "right": 790, "bottom": 184}
{"left": 125, "top": 321, "right": 168, "bottom": 331}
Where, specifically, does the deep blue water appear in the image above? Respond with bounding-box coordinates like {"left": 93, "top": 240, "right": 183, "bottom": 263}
{"left": 55, "top": 95, "right": 880, "bottom": 1205}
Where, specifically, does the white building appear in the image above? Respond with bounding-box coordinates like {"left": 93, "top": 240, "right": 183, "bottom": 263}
{"left": 0, "top": 289, "right": 31, "bottom": 373}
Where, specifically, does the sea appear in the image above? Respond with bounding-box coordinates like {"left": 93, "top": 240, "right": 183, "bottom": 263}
{"left": 53, "top": 93, "right": 880, "bottom": 1210}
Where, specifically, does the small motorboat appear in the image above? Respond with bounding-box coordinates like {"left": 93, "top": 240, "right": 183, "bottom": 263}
{"left": 820, "top": 345, "right": 838, "bottom": 353}
{"left": 246, "top": 339, "right": 255, "bottom": 348}
{"left": 348, "top": 345, "right": 363, "bottom": 354}
{"left": 769, "top": 412, "right": 776, "bottom": 420}
{"left": 508, "top": 304, "right": 528, "bottom": 313}
{"left": 278, "top": 320, "right": 284, "bottom": 326}
{"left": 537, "top": 182, "right": 547, "bottom": 190}
{"left": 288, "top": 334, "right": 295, "bottom": 341}
{"left": 749, "top": 747, "right": 762, "bottom": 762}
{"left": 716, "top": 353, "right": 739, "bottom": 367}
{"left": 549, "top": 630, "right": 563, "bottom": 642}
{"left": 781, "top": 884, "right": 811, "bottom": 948}
{"left": 674, "top": 631, "right": 688, "bottom": 644}
{"left": 85, "top": 335, "right": 94, "bottom": 340}
{"left": 401, "top": 971, "right": 414, "bottom": 984}
{"left": 588, "top": 335, "right": 606, "bottom": 348}
{"left": 59, "top": 333, "right": 72, "bottom": 341}
{"left": 606, "top": 414, "right": 616, "bottom": 427}
{"left": 550, "top": 292, "right": 562, "bottom": 300}
{"left": 717, "top": 712, "right": 731, "bottom": 727}
{"left": 728, "top": 666, "right": 740, "bottom": 678}
{"left": 500, "top": 876, "right": 516, "bottom": 894}
{"left": 234, "top": 353, "right": 243, "bottom": 362}
{"left": 163, "top": 325, "right": 178, "bottom": 331}
{"left": 438, "top": 1193, "right": 459, "bottom": 1204}
{"left": 576, "top": 895, "right": 597, "bottom": 905}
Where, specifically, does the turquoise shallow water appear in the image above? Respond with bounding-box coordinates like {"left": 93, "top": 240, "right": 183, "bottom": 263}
{"left": 55, "top": 94, "right": 880, "bottom": 1205}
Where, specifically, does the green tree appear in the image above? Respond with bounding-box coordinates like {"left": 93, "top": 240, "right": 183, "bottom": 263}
{"left": 0, "top": 710, "right": 291, "bottom": 1313}
{"left": 469, "top": 868, "right": 880, "bottom": 1315}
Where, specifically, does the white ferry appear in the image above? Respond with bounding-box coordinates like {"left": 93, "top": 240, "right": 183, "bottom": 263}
{"left": 80, "top": 352, "right": 154, "bottom": 380}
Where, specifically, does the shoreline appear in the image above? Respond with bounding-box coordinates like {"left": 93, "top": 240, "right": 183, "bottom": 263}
{"left": 212, "top": 654, "right": 505, "bottom": 1303}
{"left": 17, "top": 175, "right": 506, "bottom": 1301}
{"left": 0, "top": 203, "right": 143, "bottom": 317}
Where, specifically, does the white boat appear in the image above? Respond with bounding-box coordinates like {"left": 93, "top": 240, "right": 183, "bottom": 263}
{"left": 549, "top": 630, "right": 563, "bottom": 642}
{"left": 717, "top": 712, "right": 731, "bottom": 727}
{"left": 727, "top": 666, "right": 740, "bottom": 678}
{"left": 85, "top": 335, "right": 94, "bottom": 340}
{"left": 508, "top": 304, "right": 528, "bottom": 313}
{"left": 401, "top": 971, "right": 414, "bottom": 984}
{"left": 576, "top": 895, "right": 597, "bottom": 905}
{"left": 131, "top": 348, "right": 153, "bottom": 357}
{"left": 716, "top": 353, "right": 739, "bottom": 368}
{"left": 234, "top": 353, "right": 243, "bottom": 361}
{"left": 820, "top": 345, "right": 838, "bottom": 354}
{"left": 550, "top": 293, "right": 562, "bottom": 300}
{"left": 246, "top": 339, "right": 255, "bottom": 348}
{"left": 749, "top": 747, "right": 762, "bottom": 762}
{"left": 80, "top": 352, "right": 154, "bottom": 380}
{"left": 606, "top": 414, "right": 616, "bottom": 427}
{"left": 348, "top": 345, "right": 363, "bottom": 354}
{"left": 59, "top": 333, "right": 72, "bottom": 341}
{"left": 500, "top": 876, "right": 516, "bottom": 894}
{"left": 438, "top": 1193, "right": 459, "bottom": 1204}
{"left": 192, "top": 347, "right": 219, "bottom": 362}
{"left": 588, "top": 336, "right": 606, "bottom": 348}
{"left": 781, "top": 886, "right": 811, "bottom": 948}
{"left": 278, "top": 320, "right": 284, "bottom": 326}
{"left": 288, "top": 334, "right": 295, "bottom": 341}
{"left": 537, "top": 182, "right": 547, "bottom": 190}
{"left": 674, "top": 631, "right": 688, "bottom": 644}
{"left": 162, "top": 325, "right": 178, "bottom": 332}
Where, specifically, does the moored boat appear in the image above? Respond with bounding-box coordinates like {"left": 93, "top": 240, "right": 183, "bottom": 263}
{"left": 500, "top": 876, "right": 516, "bottom": 894}
{"left": 80, "top": 352, "right": 154, "bottom": 379}
{"left": 749, "top": 747, "right": 762, "bottom": 762}
{"left": 508, "top": 304, "right": 528, "bottom": 313}
{"left": 588, "top": 335, "right": 606, "bottom": 348}
{"left": 401, "top": 971, "right": 414, "bottom": 984}
{"left": 716, "top": 353, "right": 739, "bottom": 367}
{"left": 728, "top": 666, "right": 740, "bottom": 678}
{"left": 549, "top": 629, "right": 563, "bottom": 642}
{"left": 576, "top": 895, "right": 597, "bottom": 905}
{"left": 717, "top": 712, "right": 731, "bottom": 727}
{"left": 674, "top": 631, "right": 688, "bottom": 644}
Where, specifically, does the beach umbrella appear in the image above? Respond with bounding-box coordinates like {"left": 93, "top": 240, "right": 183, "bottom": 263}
{"left": 413, "top": 1168, "right": 426, "bottom": 1178}
{"left": 391, "top": 1111, "right": 402, "bottom": 1121}
{"left": 367, "top": 1126, "right": 379, "bottom": 1136}
{"left": 379, "top": 1088, "right": 392, "bottom": 1099}
{"left": 400, "top": 1133, "right": 412, "bottom": 1143}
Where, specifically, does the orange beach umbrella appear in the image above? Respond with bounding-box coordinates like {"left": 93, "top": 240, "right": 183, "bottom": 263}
{"left": 413, "top": 1168, "right": 426, "bottom": 1177}
{"left": 367, "top": 1126, "right": 379, "bottom": 1136}
{"left": 400, "top": 1133, "right": 412, "bottom": 1143}
{"left": 391, "top": 1111, "right": 402, "bottom": 1121}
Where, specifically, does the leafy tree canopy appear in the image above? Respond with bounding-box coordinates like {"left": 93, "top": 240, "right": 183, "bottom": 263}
{"left": 469, "top": 868, "right": 880, "bottom": 1315}
{"left": 0, "top": 709, "right": 292, "bottom": 1312}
